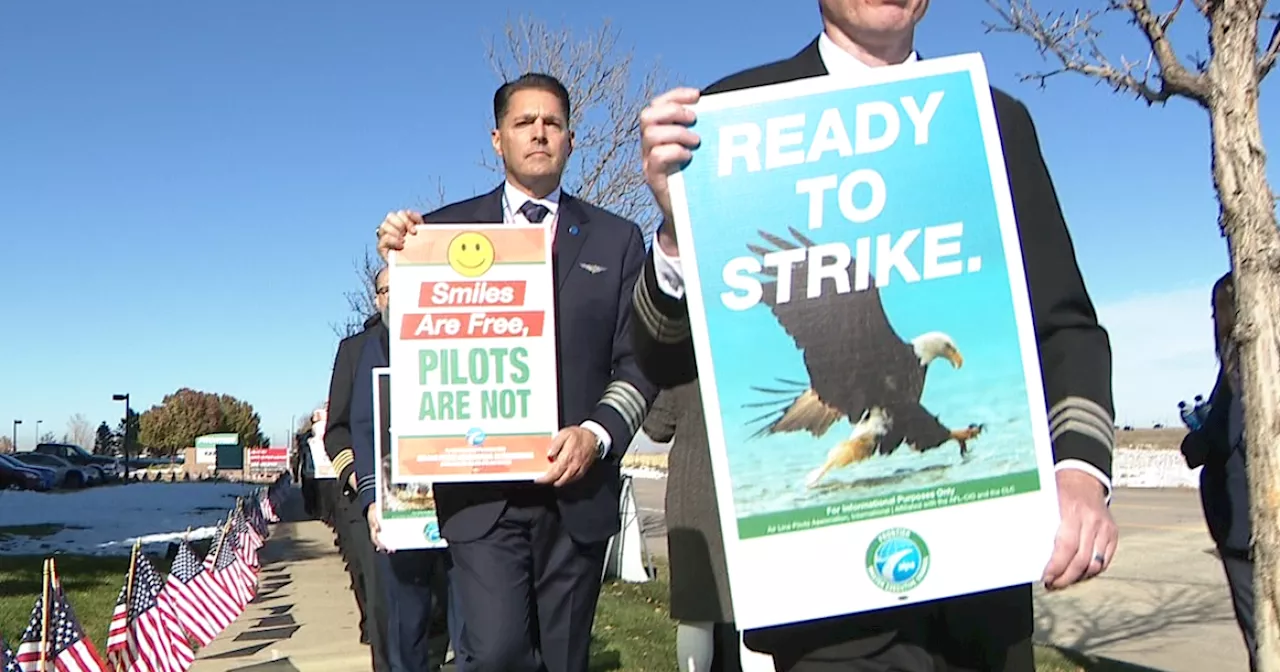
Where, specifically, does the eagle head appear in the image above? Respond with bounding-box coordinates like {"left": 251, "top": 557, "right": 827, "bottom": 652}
{"left": 913, "top": 332, "right": 963, "bottom": 369}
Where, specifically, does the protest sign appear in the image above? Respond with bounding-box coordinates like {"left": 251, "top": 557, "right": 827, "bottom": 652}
{"left": 666, "top": 53, "right": 1061, "bottom": 629}
{"left": 387, "top": 224, "right": 559, "bottom": 484}
{"left": 372, "top": 367, "right": 447, "bottom": 550}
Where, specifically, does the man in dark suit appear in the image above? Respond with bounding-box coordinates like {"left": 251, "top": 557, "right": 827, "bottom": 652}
{"left": 373, "top": 72, "right": 659, "bottom": 672}
{"left": 633, "top": 3, "right": 1118, "bottom": 671}
{"left": 351, "top": 311, "right": 459, "bottom": 672}
{"left": 324, "top": 267, "right": 391, "bottom": 671}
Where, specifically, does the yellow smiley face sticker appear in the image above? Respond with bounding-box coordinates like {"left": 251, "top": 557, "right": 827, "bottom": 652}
{"left": 446, "top": 231, "right": 496, "bottom": 278}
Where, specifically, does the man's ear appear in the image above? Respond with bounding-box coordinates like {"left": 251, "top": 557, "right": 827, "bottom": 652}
{"left": 567, "top": 128, "right": 575, "bottom": 158}
{"left": 491, "top": 128, "right": 504, "bottom": 160}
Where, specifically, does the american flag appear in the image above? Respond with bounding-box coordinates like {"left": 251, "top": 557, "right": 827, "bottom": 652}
{"left": 257, "top": 488, "right": 278, "bottom": 524}
{"left": 233, "top": 508, "right": 262, "bottom": 570}
{"left": 2, "top": 634, "right": 20, "bottom": 672}
{"left": 105, "top": 586, "right": 129, "bottom": 662}
{"left": 160, "top": 541, "right": 233, "bottom": 645}
{"left": 245, "top": 496, "right": 268, "bottom": 539}
{"left": 107, "top": 554, "right": 194, "bottom": 672}
{"left": 209, "top": 525, "right": 255, "bottom": 607}
{"left": 14, "top": 580, "right": 107, "bottom": 672}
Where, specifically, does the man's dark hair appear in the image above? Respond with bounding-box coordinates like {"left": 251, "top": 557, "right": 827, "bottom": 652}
{"left": 493, "top": 72, "right": 571, "bottom": 127}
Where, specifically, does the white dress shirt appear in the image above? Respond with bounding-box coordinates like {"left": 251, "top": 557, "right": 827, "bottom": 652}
{"left": 649, "top": 32, "right": 1112, "bottom": 498}
{"left": 503, "top": 180, "right": 613, "bottom": 458}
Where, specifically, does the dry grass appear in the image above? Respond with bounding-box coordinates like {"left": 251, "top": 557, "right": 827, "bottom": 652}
{"left": 1116, "top": 428, "right": 1186, "bottom": 451}
{"left": 621, "top": 453, "right": 668, "bottom": 471}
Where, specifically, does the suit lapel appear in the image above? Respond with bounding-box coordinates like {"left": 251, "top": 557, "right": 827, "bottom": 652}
{"left": 472, "top": 186, "right": 504, "bottom": 223}
{"left": 554, "top": 195, "right": 590, "bottom": 290}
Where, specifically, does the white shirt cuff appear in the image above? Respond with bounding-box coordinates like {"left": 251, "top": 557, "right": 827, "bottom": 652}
{"left": 1056, "top": 459, "right": 1113, "bottom": 505}
{"left": 581, "top": 420, "right": 612, "bottom": 459}
{"left": 652, "top": 241, "right": 686, "bottom": 300}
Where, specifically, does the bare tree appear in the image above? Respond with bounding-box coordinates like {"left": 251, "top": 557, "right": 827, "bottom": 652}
{"left": 64, "top": 413, "right": 94, "bottom": 449}
{"left": 333, "top": 178, "right": 449, "bottom": 339}
{"left": 0, "top": 436, "right": 13, "bottom": 453}
{"left": 984, "top": 1, "right": 1280, "bottom": 666}
{"left": 331, "top": 246, "right": 384, "bottom": 339}
{"left": 482, "top": 15, "right": 672, "bottom": 242}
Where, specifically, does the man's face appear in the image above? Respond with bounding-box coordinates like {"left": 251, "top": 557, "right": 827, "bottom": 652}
{"left": 820, "top": 0, "right": 929, "bottom": 41}
{"left": 375, "top": 269, "right": 389, "bottom": 320}
{"left": 491, "top": 88, "right": 573, "bottom": 188}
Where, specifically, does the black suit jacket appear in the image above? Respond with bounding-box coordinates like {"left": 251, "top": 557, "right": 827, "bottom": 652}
{"left": 418, "top": 185, "right": 659, "bottom": 545}
{"left": 325, "top": 313, "right": 381, "bottom": 494}
{"left": 630, "top": 38, "right": 1116, "bottom": 653}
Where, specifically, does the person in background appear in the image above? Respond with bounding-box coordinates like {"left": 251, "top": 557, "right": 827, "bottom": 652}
{"left": 632, "top": 1, "right": 1118, "bottom": 669}
{"left": 325, "top": 266, "right": 392, "bottom": 671}
{"left": 1181, "top": 271, "right": 1256, "bottom": 671}
{"left": 642, "top": 384, "right": 749, "bottom": 672}
{"left": 307, "top": 407, "right": 339, "bottom": 528}
{"left": 350, "top": 276, "right": 461, "bottom": 672}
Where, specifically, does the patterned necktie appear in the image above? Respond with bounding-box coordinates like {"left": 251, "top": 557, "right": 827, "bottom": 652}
{"left": 519, "top": 201, "right": 550, "bottom": 224}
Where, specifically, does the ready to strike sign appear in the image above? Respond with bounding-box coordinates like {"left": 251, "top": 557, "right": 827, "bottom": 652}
{"left": 387, "top": 224, "right": 561, "bottom": 484}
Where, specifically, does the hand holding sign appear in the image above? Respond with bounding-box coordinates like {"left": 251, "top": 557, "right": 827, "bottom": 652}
{"left": 536, "top": 426, "right": 599, "bottom": 487}
{"left": 377, "top": 209, "right": 425, "bottom": 262}
{"left": 640, "top": 87, "right": 702, "bottom": 254}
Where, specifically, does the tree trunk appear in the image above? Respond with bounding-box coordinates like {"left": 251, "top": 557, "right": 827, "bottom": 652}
{"left": 1207, "top": 3, "right": 1280, "bottom": 669}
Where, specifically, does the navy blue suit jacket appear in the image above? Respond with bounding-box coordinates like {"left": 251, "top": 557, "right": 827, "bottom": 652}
{"left": 358, "top": 185, "right": 658, "bottom": 545}
{"left": 1182, "top": 370, "right": 1251, "bottom": 554}
{"left": 352, "top": 319, "right": 390, "bottom": 512}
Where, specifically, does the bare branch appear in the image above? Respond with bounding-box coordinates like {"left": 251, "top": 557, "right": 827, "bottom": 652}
{"left": 331, "top": 246, "right": 383, "bottom": 338}
{"left": 983, "top": 0, "right": 1211, "bottom": 107}
{"left": 1261, "top": 13, "right": 1280, "bottom": 81}
{"left": 481, "top": 15, "right": 672, "bottom": 242}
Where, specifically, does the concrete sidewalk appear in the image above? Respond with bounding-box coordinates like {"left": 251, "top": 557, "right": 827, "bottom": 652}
{"left": 189, "top": 480, "right": 1248, "bottom": 672}
{"left": 189, "top": 492, "right": 371, "bottom": 672}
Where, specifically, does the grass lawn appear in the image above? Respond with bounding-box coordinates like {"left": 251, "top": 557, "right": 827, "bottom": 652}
{"left": 0, "top": 553, "right": 171, "bottom": 651}
{"left": 2, "top": 553, "right": 1157, "bottom": 672}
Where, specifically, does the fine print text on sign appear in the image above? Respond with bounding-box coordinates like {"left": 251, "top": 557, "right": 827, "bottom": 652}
{"left": 388, "top": 224, "right": 560, "bottom": 484}
{"left": 667, "top": 53, "right": 1061, "bottom": 630}
{"left": 372, "top": 367, "right": 447, "bottom": 551}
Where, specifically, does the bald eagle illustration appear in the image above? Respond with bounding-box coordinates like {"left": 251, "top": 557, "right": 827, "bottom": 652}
{"left": 741, "top": 227, "right": 983, "bottom": 487}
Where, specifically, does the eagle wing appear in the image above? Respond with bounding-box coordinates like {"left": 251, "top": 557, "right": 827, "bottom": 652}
{"left": 752, "top": 227, "right": 918, "bottom": 424}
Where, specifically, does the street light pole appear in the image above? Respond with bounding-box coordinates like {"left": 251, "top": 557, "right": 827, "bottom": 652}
{"left": 112, "top": 394, "right": 130, "bottom": 481}
{"left": 34, "top": 420, "right": 42, "bottom": 444}
{"left": 11, "top": 419, "right": 21, "bottom": 452}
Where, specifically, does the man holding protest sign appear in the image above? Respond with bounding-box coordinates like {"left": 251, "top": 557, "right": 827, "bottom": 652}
{"left": 374, "top": 73, "right": 659, "bottom": 672}
{"left": 632, "top": 1, "right": 1117, "bottom": 671}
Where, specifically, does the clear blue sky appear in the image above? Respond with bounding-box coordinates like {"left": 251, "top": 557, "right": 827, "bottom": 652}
{"left": 1, "top": 1, "right": 1273, "bottom": 447}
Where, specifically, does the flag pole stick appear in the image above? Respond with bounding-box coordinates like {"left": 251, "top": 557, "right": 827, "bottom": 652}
{"left": 126, "top": 541, "right": 139, "bottom": 613}
{"left": 39, "top": 558, "right": 50, "bottom": 672}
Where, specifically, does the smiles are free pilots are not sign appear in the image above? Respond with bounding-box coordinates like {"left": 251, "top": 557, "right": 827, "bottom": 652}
{"left": 396, "top": 227, "right": 548, "bottom": 341}
{"left": 390, "top": 223, "right": 559, "bottom": 483}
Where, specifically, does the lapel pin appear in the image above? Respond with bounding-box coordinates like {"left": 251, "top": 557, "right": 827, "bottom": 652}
{"left": 568, "top": 225, "right": 579, "bottom": 236}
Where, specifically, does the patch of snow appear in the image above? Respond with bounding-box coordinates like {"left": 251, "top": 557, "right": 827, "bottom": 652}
{"left": 0, "top": 482, "right": 258, "bottom": 556}
{"left": 1112, "top": 448, "right": 1201, "bottom": 489}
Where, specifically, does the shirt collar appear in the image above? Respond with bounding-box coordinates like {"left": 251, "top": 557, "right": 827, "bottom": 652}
{"left": 816, "top": 31, "right": 918, "bottom": 76}
{"left": 503, "top": 180, "right": 561, "bottom": 220}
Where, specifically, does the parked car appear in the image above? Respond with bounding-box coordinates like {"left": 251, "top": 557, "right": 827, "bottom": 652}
{"left": 0, "top": 454, "right": 56, "bottom": 491}
{"left": 33, "top": 443, "right": 122, "bottom": 481}
{"left": 10, "top": 452, "right": 94, "bottom": 489}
